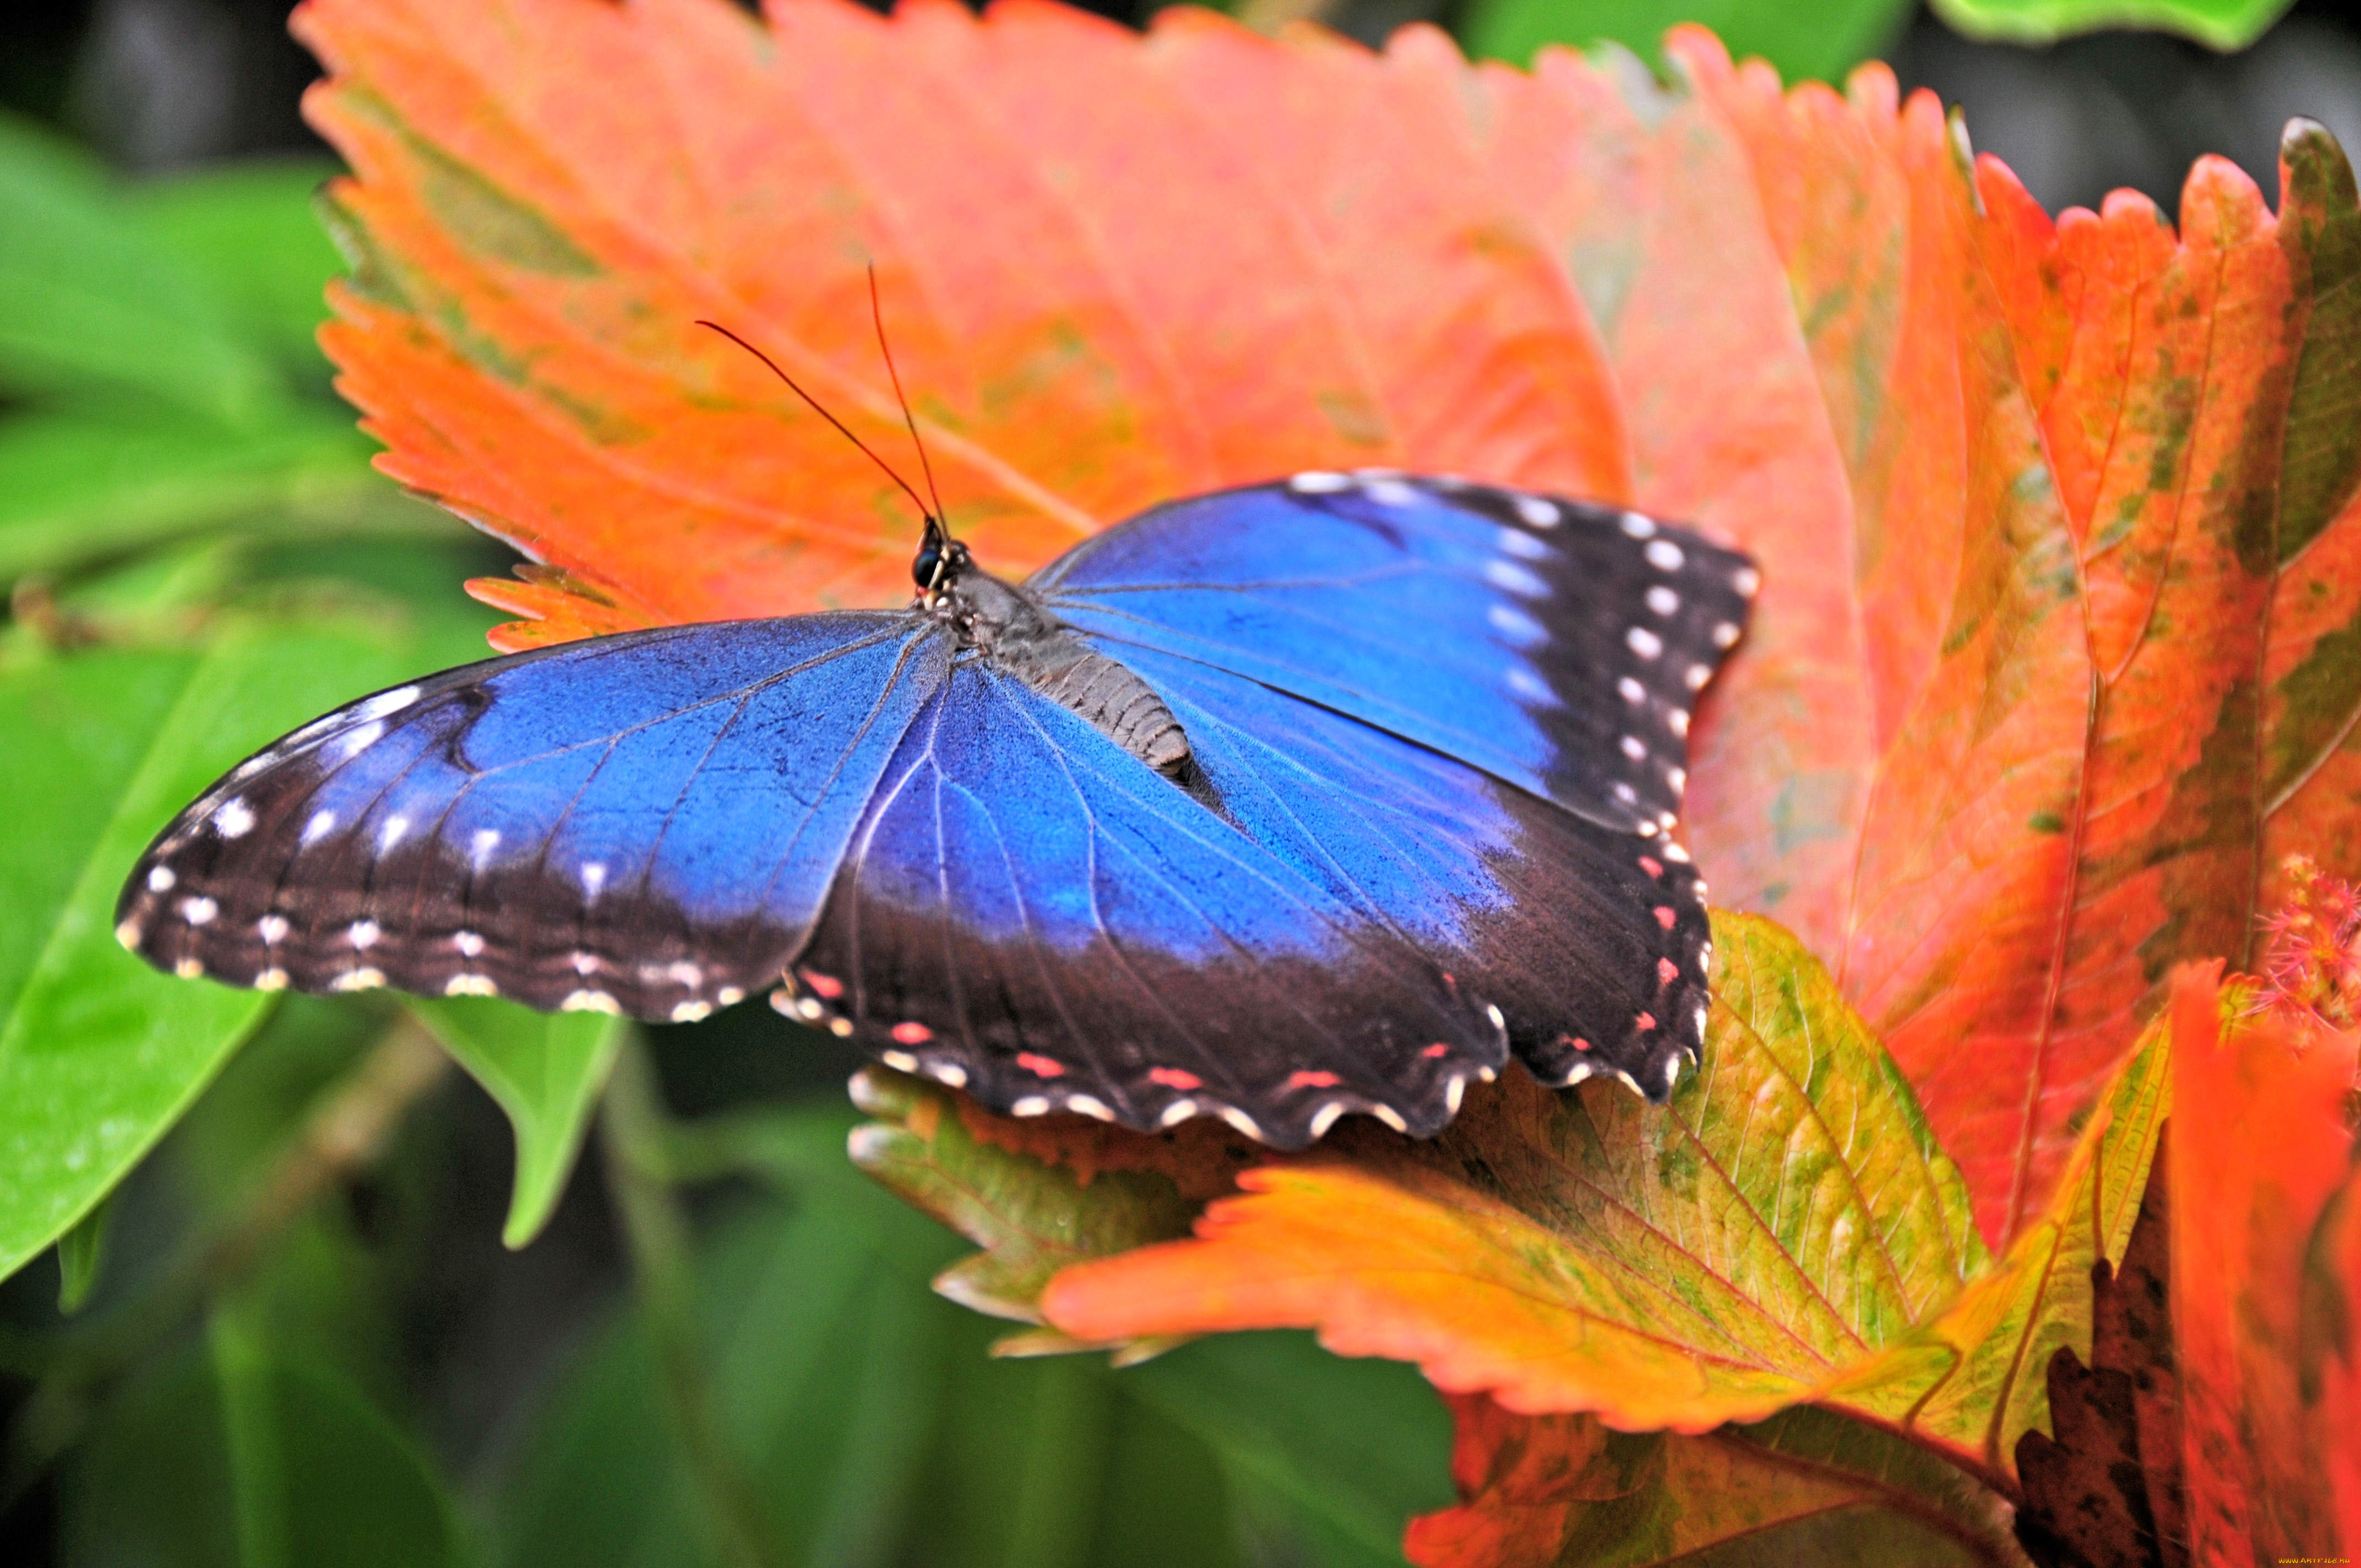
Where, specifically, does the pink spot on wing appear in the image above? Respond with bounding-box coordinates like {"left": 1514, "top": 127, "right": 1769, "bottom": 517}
{"left": 1015, "top": 1052, "right": 1065, "bottom": 1078}
{"left": 1657, "top": 957, "right": 1679, "bottom": 987}
{"left": 1573, "top": 1037, "right": 1593, "bottom": 1052}
{"left": 1639, "top": 856, "right": 1663, "bottom": 878}
{"left": 1652, "top": 906, "right": 1676, "bottom": 930}
{"left": 1149, "top": 1066, "right": 1201, "bottom": 1090}
{"left": 800, "top": 970, "right": 844, "bottom": 999}
{"left": 891, "top": 1021, "right": 932, "bottom": 1046}
{"left": 1287, "top": 1070, "right": 1341, "bottom": 1090}
{"left": 1635, "top": 1012, "right": 1657, "bottom": 1031}
{"left": 1421, "top": 1043, "right": 1451, "bottom": 1058}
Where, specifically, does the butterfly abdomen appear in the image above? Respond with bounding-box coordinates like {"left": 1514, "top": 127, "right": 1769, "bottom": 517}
{"left": 948, "top": 570, "right": 1193, "bottom": 779}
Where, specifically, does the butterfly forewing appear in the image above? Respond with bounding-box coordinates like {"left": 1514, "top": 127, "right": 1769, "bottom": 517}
{"left": 117, "top": 616, "right": 949, "bottom": 1019}
{"left": 1034, "top": 475, "right": 1756, "bottom": 838}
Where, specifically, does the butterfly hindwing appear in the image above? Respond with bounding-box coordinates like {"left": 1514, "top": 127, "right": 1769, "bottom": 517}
{"left": 788, "top": 660, "right": 1511, "bottom": 1148}
{"left": 117, "top": 614, "right": 950, "bottom": 1019}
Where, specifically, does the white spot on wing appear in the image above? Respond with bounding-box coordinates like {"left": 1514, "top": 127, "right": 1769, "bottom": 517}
{"left": 671, "top": 1000, "right": 712, "bottom": 1022}
{"left": 1308, "top": 1102, "right": 1346, "bottom": 1139}
{"left": 377, "top": 815, "right": 408, "bottom": 854}
{"left": 580, "top": 862, "right": 607, "bottom": 896}
{"left": 1619, "top": 511, "right": 1656, "bottom": 538}
{"left": 1620, "top": 734, "right": 1647, "bottom": 761}
{"left": 562, "top": 989, "right": 619, "bottom": 1014}
{"left": 1668, "top": 709, "right": 1690, "bottom": 737}
{"left": 471, "top": 829, "right": 501, "bottom": 866}
{"left": 301, "top": 810, "right": 338, "bottom": 846}
{"left": 332, "top": 967, "right": 385, "bottom": 992}
{"left": 1219, "top": 1106, "right": 1262, "bottom": 1139}
{"left": 181, "top": 896, "right": 217, "bottom": 925}
{"left": 1506, "top": 667, "right": 1553, "bottom": 702}
{"left": 931, "top": 1063, "right": 967, "bottom": 1088}
{"left": 1514, "top": 496, "right": 1560, "bottom": 528}
{"left": 881, "top": 1049, "right": 918, "bottom": 1072}
{"left": 354, "top": 685, "right": 421, "bottom": 722}
{"left": 1685, "top": 663, "right": 1712, "bottom": 690}
{"left": 328, "top": 721, "right": 385, "bottom": 763}
{"left": 1495, "top": 526, "right": 1548, "bottom": 559}
{"left": 115, "top": 919, "right": 142, "bottom": 949}
{"left": 1733, "top": 565, "right": 1761, "bottom": 596}
{"left": 348, "top": 919, "right": 379, "bottom": 950}
{"left": 147, "top": 865, "right": 176, "bottom": 893}
{"left": 1364, "top": 478, "right": 1420, "bottom": 507}
{"left": 1618, "top": 676, "right": 1646, "bottom": 704}
{"left": 1488, "top": 604, "right": 1544, "bottom": 644}
{"left": 254, "top": 967, "right": 287, "bottom": 992}
{"left": 1012, "top": 1096, "right": 1051, "bottom": 1117}
{"left": 454, "top": 930, "right": 484, "bottom": 957}
{"left": 1645, "top": 540, "right": 1686, "bottom": 571}
{"left": 1645, "top": 585, "right": 1679, "bottom": 617}
{"left": 1626, "top": 627, "right": 1663, "bottom": 660}
{"left": 1484, "top": 559, "right": 1549, "bottom": 598}
{"left": 175, "top": 957, "right": 204, "bottom": 979}
{"left": 1158, "top": 1098, "right": 1197, "bottom": 1128}
{"left": 1713, "top": 622, "right": 1741, "bottom": 648}
{"left": 214, "top": 799, "right": 255, "bottom": 838}
{"left": 1066, "top": 1095, "right": 1114, "bottom": 1122}
{"left": 1372, "top": 1105, "right": 1408, "bottom": 1134}
{"left": 445, "top": 974, "right": 498, "bottom": 997}
{"left": 1288, "top": 470, "right": 1350, "bottom": 494}
{"left": 259, "top": 914, "right": 288, "bottom": 944}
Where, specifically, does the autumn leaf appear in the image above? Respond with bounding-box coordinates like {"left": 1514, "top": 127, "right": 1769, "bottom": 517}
{"left": 1042, "top": 912, "right": 2173, "bottom": 1479}
{"left": 1402, "top": 1397, "right": 2024, "bottom": 1568}
{"left": 297, "top": 0, "right": 2361, "bottom": 1258}
{"left": 2167, "top": 962, "right": 2359, "bottom": 1563}
{"left": 2014, "top": 1131, "right": 2186, "bottom": 1568}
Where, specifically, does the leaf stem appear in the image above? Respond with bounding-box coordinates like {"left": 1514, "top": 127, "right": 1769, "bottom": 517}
{"left": 597, "top": 1035, "right": 790, "bottom": 1568}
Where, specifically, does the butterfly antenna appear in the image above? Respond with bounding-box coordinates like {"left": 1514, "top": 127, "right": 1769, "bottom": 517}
{"left": 867, "top": 265, "right": 948, "bottom": 532}
{"left": 694, "top": 319, "right": 937, "bottom": 526}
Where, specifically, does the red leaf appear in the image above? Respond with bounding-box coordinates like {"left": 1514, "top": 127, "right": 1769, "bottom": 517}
{"left": 1405, "top": 1397, "right": 2020, "bottom": 1567}
{"left": 297, "top": 0, "right": 1634, "bottom": 651}
{"left": 2168, "top": 962, "right": 2360, "bottom": 1563}
{"left": 298, "top": 0, "right": 2361, "bottom": 1248}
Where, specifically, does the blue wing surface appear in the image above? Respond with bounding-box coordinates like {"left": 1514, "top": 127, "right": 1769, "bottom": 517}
{"left": 1030, "top": 475, "right": 1756, "bottom": 837}
{"left": 118, "top": 614, "right": 950, "bottom": 1021}
{"left": 789, "top": 658, "right": 1513, "bottom": 1148}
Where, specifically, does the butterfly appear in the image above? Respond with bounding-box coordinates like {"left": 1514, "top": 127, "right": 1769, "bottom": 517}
{"left": 115, "top": 461, "right": 1754, "bottom": 1149}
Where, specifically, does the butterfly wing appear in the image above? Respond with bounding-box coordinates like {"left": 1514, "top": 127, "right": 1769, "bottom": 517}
{"left": 790, "top": 660, "right": 1513, "bottom": 1148}
{"left": 1021, "top": 475, "right": 1750, "bottom": 1104}
{"left": 1030, "top": 474, "right": 1756, "bottom": 837}
{"left": 117, "top": 614, "right": 951, "bottom": 1020}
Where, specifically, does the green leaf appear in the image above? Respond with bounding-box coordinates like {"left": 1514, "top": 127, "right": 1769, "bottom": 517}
{"left": 0, "top": 406, "right": 374, "bottom": 585}
{"left": 407, "top": 996, "right": 624, "bottom": 1248}
{"left": 0, "top": 619, "right": 472, "bottom": 1287}
{"left": 0, "top": 114, "right": 279, "bottom": 420}
{"left": 847, "top": 1066, "right": 1203, "bottom": 1327}
{"left": 61, "top": 1311, "right": 467, "bottom": 1567}
{"left": 1927, "top": 0, "right": 2294, "bottom": 49}
{"left": 1457, "top": 0, "right": 1911, "bottom": 84}
{"left": 135, "top": 160, "right": 346, "bottom": 375}
{"left": 1125, "top": 1332, "right": 1454, "bottom": 1566}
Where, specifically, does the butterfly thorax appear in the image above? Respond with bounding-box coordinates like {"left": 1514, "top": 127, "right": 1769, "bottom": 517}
{"left": 931, "top": 563, "right": 1193, "bottom": 780}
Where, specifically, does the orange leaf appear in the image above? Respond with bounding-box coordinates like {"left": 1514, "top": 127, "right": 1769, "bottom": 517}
{"left": 1043, "top": 913, "right": 1989, "bottom": 1435}
{"left": 2168, "top": 962, "right": 2360, "bottom": 1563}
{"left": 296, "top": 0, "right": 1633, "bottom": 651}
{"left": 298, "top": 0, "right": 2361, "bottom": 1245}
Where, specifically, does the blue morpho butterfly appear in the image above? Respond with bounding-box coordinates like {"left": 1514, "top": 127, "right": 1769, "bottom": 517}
{"left": 116, "top": 321, "right": 1756, "bottom": 1150}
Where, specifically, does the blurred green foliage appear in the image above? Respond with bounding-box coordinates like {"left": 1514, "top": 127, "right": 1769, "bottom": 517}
{"left": 0, "top": 108, "right": 1454, "bottom": 1567}
{"left": 1458, "top": 0, "right": 2295, "bottom": 81}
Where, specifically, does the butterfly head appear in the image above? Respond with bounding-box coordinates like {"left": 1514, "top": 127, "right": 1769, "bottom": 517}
{"left": 913, "top": 515, "right": 972, "bottom": 606}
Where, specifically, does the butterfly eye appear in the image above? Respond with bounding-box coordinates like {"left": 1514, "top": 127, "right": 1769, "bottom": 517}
{"left": 912, "top": 540, "right": 944, "bottom": 592}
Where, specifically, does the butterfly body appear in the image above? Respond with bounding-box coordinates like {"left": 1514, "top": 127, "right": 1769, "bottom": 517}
{"left": 117, "top": 473, "right": 1754, "bottom": 1147}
